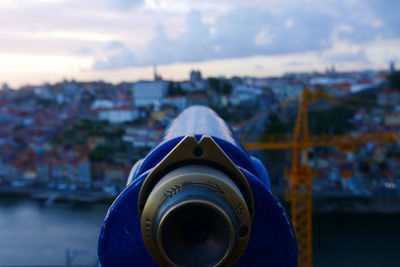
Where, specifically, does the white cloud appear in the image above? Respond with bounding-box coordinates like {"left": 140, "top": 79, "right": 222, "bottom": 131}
{"left": 321, "top": 42, "right": 368, "bottom": 64}
{"left": 102, "top": 0, "right": 144, "bottom": 10}
{"left": 254, "top": 29, "right": 274, "bottom": 46}
{"left": 23, "top": 30, "right": 117, "bottom": 42}
{"left": 93, "top": 5, "right": 338, "bottom": 69}
{"left": 285, "top": 18, "right": 293, "bottom": 28}
{"left": 1, "top": 0, "right": 400, "bottom": 86}
{"left": 0, "top": 53, "right": 92, "bottom": 74}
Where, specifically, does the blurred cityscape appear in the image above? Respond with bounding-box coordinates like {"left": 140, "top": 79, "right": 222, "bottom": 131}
{"left": 1, "top": 63, "right": 400, "bottom": 209}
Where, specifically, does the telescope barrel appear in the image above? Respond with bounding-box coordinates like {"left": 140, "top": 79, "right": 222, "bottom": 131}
{"left": 98, "top": 106, "right": 297, "bottom": 267}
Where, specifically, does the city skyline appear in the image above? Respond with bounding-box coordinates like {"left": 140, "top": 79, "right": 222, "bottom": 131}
{"left": 0, "top": 0, "right": 399, "bottom": 87}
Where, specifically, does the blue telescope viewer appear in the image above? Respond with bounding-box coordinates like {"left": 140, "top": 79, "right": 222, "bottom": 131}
{"left": 98, "top": 106, "right": 297, "bottom": 266}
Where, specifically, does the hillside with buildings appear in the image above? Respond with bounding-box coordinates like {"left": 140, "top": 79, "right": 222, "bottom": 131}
{"left": 1, "top": 66, "right": 399, "bottom": 205}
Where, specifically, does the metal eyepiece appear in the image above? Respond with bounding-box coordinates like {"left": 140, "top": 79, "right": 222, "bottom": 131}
{"left": 158, "top": 200, "right": 234, "bottom": 267}
{"left": 140, "top": 165, "right": 251, "bottom": 267}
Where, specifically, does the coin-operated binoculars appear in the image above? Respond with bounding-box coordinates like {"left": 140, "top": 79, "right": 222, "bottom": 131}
{"left": 98, "top": 106, "right": 297, "bottom": 267}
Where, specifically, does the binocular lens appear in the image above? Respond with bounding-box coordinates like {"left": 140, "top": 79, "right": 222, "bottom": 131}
{"left": 160, "top": 203, "right": 233, "bottom": 267}
{"left": 140, "top": 165, "right": 251, "bottom": 266}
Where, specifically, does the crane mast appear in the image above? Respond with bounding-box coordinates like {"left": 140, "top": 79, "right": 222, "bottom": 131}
{"left": 286, "top": 88, "right": 313, "bottom": 267}
{"left": 243, "top": 88, "right": 400, "bottom": 267}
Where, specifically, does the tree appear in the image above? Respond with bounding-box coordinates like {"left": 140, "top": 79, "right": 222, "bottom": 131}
{"left": 208, "top": 77, "right": 232, "bottom": 95}
{"left": 90, "top": 145, "right": 113, "bottom": 162}
{"left": 263, "top": 113, "right": 293, "bottom": 135}
{"left": 208, "top": 77, "right": 220, "bottom": 92}
{"left": 222, "top": 82, "right": 232, "bottom": 95}
{"left": 389, "top": 71, "right": 400, "bottom": 90}
{"left": 168, "top": 82, "right": 184, "bottom": 96}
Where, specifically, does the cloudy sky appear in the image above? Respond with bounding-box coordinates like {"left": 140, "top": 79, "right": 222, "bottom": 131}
{"left": 0, "top": 0, "right": 399, "bottom": 87}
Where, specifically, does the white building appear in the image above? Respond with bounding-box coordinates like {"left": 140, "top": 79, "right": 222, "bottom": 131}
{"left": 378, "top": 89, "right": 400, "bottom": 106}
{"left": 91, "top": 99, "right": 114, "bottom": 110}
{"left": 122, "top": 126, "right": 159, "bottom": 148}
{"left": 231, "top": 85, "right": 263, "bottom": 103}
{"left": 271, "top": 84, "right": 303, "bottom": 102}
{"left": 162, "top": 95, "right": 188, "bottom": 111}
{"left": 68, "top": 160, "right": 91, "bottom": 183}
{"left": 190, "top": 70, "right": 202, "bottom": 82}
{"left": 33, "top": 86, "right": 53, "bottom": 99}
{"left": 180, "top": 82, "right": 196, "bottom": 92}
{"left": 132, "top": 81, "right": 169, "bottom": 108}
{"left": 97, "top": 107, "right": 139, "bottom": 123}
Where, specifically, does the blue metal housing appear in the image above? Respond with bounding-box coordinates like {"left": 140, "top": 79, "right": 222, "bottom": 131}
{"left": 98, "top": 106, "right": 297, "bottom": 266}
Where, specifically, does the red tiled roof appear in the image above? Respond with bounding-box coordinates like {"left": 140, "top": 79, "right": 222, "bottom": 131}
{"left": 165, "top": 95, "right": 186, "bottom": 99}
{"left": 92, "top": 106, "right": 137, "bottom": 113}
{"left": 331, "top": 82, "right": 352, "bottom": 88}
{"left": 380, "top": 89, "right": 400, "bottom": 95}
{"left": 187, "top": 93, "right": 206, "bottom": 99}
{"left": 358, "top": 79, "right": 374, "bottom": 84}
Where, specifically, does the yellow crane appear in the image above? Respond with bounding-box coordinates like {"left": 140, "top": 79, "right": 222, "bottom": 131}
{"left": 243, "top": 88, "right": 400, "bottom": 267}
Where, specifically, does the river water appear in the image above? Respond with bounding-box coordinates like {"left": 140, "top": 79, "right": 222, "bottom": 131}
{"left": 0, "top": 197, "right": 399, "bottom": 266}
{"left": 0, "top": 197, "right": 106, "bottom": 266}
